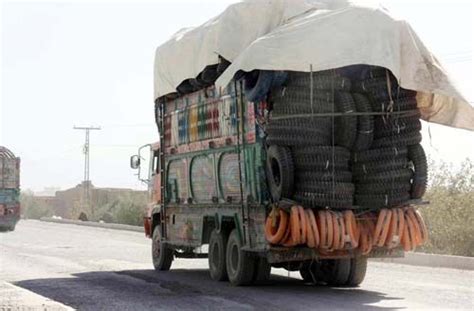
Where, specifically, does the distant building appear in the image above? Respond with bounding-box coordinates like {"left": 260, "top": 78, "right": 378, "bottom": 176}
{"left": 32, "top": 182, "right": 147, "bottom": 220}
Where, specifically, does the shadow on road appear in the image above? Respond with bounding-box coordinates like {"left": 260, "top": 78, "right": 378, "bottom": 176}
{"left": 15, "top": 269, "right": 404, "bottom": 310}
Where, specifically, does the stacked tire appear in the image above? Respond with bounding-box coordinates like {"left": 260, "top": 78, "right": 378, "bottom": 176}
{"left": 267, "top": 71, "right": 356, "bottom": 209}
{"left": 350, "top": 67, "right": 428, "bottom": 207}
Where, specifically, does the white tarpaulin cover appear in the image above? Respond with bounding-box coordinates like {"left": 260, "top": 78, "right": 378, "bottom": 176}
{"left": 154, "top": 0, "right": 474, "bottom": 130}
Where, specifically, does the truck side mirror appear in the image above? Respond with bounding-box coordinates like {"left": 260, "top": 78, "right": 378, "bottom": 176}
{"left": 130, "top": 155, "right": 141, "bottom": 169}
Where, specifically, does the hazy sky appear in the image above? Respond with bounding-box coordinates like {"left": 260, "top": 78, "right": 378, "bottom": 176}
{"left": 1, "top": 0, "right": 473, "bottom": 193}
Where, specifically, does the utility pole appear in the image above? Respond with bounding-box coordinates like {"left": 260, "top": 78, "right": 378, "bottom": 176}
{"left": 73, "top": 125, "right": 101, "bottom": 218}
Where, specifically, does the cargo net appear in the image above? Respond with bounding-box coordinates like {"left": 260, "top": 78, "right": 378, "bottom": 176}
{"left": 257, "top": 65, "right": 428, "bottom": 252}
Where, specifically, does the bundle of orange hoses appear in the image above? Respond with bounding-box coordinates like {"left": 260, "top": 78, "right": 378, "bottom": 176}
{"left": 265, "top": 206, "right": 427, "bottom": 254}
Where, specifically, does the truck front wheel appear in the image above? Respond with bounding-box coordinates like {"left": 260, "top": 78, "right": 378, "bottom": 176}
{"left": 226, "top": 229, "right": 255, "bottom": 286}
{"left": 152, "top": 226, "right": 173, "bottom": 271}
{"left": 208, "top": 229, "right": 228, "bottom": 281}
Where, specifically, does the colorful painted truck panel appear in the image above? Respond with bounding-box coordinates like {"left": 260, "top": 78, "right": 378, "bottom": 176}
{"left": 0, "top": 146, "right": 20, "bottom": 231}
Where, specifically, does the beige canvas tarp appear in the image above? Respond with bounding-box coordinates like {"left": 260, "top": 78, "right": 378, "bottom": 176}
{"left": 154, "top": 0, "right": 474, "bottom": 130}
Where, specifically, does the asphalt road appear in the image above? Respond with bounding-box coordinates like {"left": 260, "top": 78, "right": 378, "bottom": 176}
{"left": 1, "top": 220, "right": 472, "bottom": 310}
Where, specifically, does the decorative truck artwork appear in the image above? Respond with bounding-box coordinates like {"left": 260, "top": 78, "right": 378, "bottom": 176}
{"left": 0, "top": 146, "right": 21, "bottom": 231}
{"left": 130, "top": 1, "right": 474, "bottom": 286}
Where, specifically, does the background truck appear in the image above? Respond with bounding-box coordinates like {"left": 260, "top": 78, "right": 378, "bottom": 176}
{"left": 130, "top": 1, "right": 472, "bottom": 287}
{"left": 0, "top": 146, "right": 21, "bottom": 231}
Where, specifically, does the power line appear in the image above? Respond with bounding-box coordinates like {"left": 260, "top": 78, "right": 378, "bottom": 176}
{"left": 73, "top": 125, "right": 101, "bottom": 218}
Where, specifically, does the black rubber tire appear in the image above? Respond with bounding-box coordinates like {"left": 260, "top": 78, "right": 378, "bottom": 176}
{"left": 371, "top": 97, "right": 418, "bottom": 112}
{"left": 293, "top": 191, "right": 353, "bottom": 209}
{"left": 352, "top": 93, "right": 374, "bottom": 151}
{"left": 354, "top": 168, "right": 413, "bottom": 184}
{"left": 374, "top": 115, "right": 421, "bottom": 138}
{"left": 295, "top": 170, "right": 353, "bottom": 183}
{"left": 351, "top": 158, "right": 408, "bottom": 176}
{"left": 244, "top": 70, "right": 274, "bottom": 102}
{"left": 355, "top": 192, "right": 410, "bottom": 208}
{"left": 371, "top": 131, "right": 422, "bottom": 148}
{"left": 345, "top": 257, "right": 368, "bottom": 287}
{"left": 286, "top": 71, "right": 351, "bottom": 91}
{"left": 352, "top": 146, "right": 408, "bottom": 163}
{"left": 295, "top": 182, "right": 354, "bottom": 195}
{"left": 208, "top": 229, "right": 228, "bottom": 281}
{"left": 266, "top": 124, "right": 330, "bottom": 139}
{"left": 408, "top": 144, "right": 428, "bottom": 199}
{"left": 217, "top": 58, "right": 231, "bottom": 74}
{"left": 226, "top": 229, "right": 256, "bottom": 286}
{"left": 266, "top": 132, "right": 331, "bottom": 146}
{"left": 269, "top": 116, "right": 333, "bottom": 130}
{"left": 320, "top": 259, "right": 352, "bottom": 286}
{"left": 266, "top": 145, "right": 295, "bottom": 201}
{"left": 201, "top": 64, "right": 219, "bottom": 84}
{"left": 294, "top": 156, "right": 349, "bottom": 171}
{"left": 252, "top": 257, "right": 272, "bottom": 284}
{"left": 292, "top": 146, "right": 350, "bottom": 161}
{"left": 271, "top": 86, "right": 338, "bottom": 107}
{"left": 300, "top": 267, "right": 314, "bottom": 283}
{"left": 8, "top": 223, "right": 16, "bottom": 231}
{"left": 355, "top": 182, "right": 411, "bottom": 194}
{"left": 353, "top": 78, "right": 417, "bottom": 101}
{"left": 152, "top": 226, "right": 174, "bottom": 271}
{"left": 334, "top": 92, "right": 357, "bottom": 149}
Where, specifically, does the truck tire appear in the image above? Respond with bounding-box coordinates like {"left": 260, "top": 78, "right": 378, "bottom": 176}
{"left": 293, "top": 191, "right": 353, "bottom": 209}
{"left": 374, "top": 115, "right": 421, "bottom": 138}
{"left": 334, "top": 92, "right": 357, "bottom": 149}
{"left": 152, "top": 226, "right": 174, "bottom": 271}
{"left": 352, "top": 93, "right": 374, "bottom": 151}
{"left": 244, "top": 70, "right": 287, "bottom": 102}
{"left": 320, "top": 259, "right": 351, "bottom": 286}
{"left": 287, "top": 71, "right": 351, "bottom": 91}
{"left": 295, "top": 170, "right": 353, "bottom": 183}
{"left": 226, "top": 229, "right": 255, "bottom": 286}
{"left": 252, "top": 257, "right": 271, "bottom": 284}
{"left": 351, "top": 158, "right": 408, "bottom": 176}
{"left": 266, "top": 132, "right": 331, "bottom": 146}
{"left": 266, "top": 145, "right": 295, "bottom": 201}
{"left": 408, "top": 144, "right": 428, "bottom": 199}
{"left": 209, "top": 229, "right": 228, "bottom": 281}
{"left": 345, "top": 256, "right": 368, "bottom": 287}
{"left": 371, "top": 98, "right": 418, "bottom": 112}
{"left": 355, "top": 192, "right": 410, "bottom": 208}
{"left": 354, "top": 168, "right": 413, "bottom": 184}
{"left": 352, "top": 146, "right": 408, "bottom": 163}
{"left": 355, "top": 182, "right": 411, "bottom": 194}
{"left": 371, "top": 131, "right": 422, "bottom": 148}
{"left": 295, "top": 182, "right": 354, "bottom": 195}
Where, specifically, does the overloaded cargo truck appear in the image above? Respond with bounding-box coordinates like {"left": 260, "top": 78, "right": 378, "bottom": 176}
{"left": 130, "top": 1, "right": 474, "bottom": 286}
{"left": 0, "top": 146, "right": 21, "bottom": 231}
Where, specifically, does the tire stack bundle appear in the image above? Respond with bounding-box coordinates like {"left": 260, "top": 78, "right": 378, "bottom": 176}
{"left": 350, "top": 68, "right": 428, "bottom": 207}
{"left": 266, "top": 71, "right": 357, "bottom": 209}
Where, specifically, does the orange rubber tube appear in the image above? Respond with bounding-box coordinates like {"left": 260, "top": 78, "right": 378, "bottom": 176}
{"left": 403, "top": 213, "right": 418, "bottom": 251}
{"left": 305, "top": 210, "right": 315, "bottom": 248}
{"left": 334, "top": 212, "right": 346, "bottom": 250}
{"left": 317, "top": 210, "right": 327, "bottom": 249}
{"left": 297, "top": 206, "right": 307, "bottom": 244}
{"left": 290, "top": 206, "right": 301, "bottom": 245}
{"left": 307, "top": 209, "right": 320, "bottom": 248}
{"left": 374, "top": 209, "right": 392, "bottom": 247}
{"left": 343, "top": 210, "right": 359, "bottom": 249}
{"left": 405, "top": 208, "right": 422, "bottom": 246}
{"left": 413, "top": 209, "right": 428, "bottom": 245}
{"left": 265, "top": 209, "right": 289, "bottom": 244}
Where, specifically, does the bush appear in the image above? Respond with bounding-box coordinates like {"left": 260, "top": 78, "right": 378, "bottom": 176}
{"left": 418, "top": 159, "right": 474, "bottom": 257}
{"left": 94, "top": 191, "right": 147, "bottom": 226}
{"left": 20, "top": 190, "right": 54, "bottom": 219}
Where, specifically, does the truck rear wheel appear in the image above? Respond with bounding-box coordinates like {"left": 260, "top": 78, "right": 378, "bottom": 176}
{"left": 208, "top": 229, "right": 228, "bottom": 281}
{"left": 320, "top": 259, "right": 351, "bottom": 286}
{"left": 152, "top": 226, "right": 173, "bottom": 271}
{"left": 252, "top": 257, "right": 271, "bottom": 284}
{"left": 345, "top": 256, "right": 368, "bottom": 287}
{"left": 226, "top": 229, "right": 255, "bottom": 286}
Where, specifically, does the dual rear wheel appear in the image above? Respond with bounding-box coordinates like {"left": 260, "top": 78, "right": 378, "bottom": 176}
{"left": 209, "top": 229, "right": 271, "bottom": 286}
{"left": 299, "top": 257, "right": 367, "bottom": 287}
